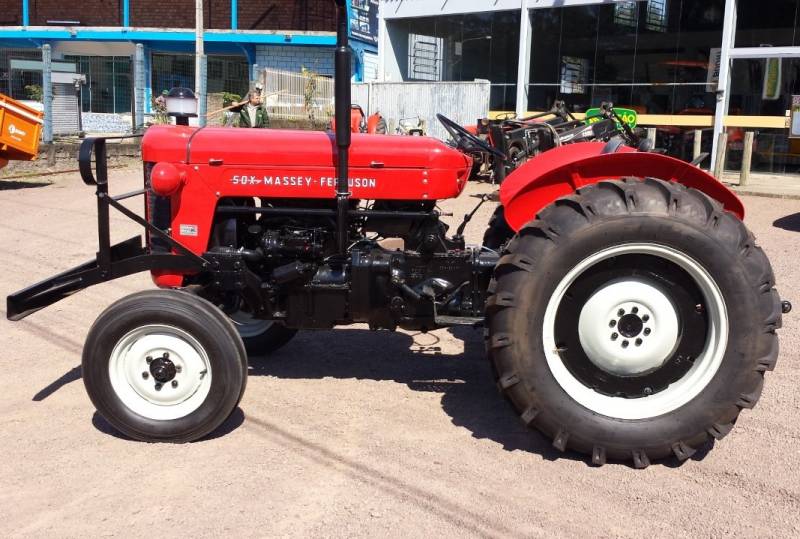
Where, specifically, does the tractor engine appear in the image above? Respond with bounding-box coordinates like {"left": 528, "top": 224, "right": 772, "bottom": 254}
{"left": 191, "top": 197, "right": 495, "bottom": 331}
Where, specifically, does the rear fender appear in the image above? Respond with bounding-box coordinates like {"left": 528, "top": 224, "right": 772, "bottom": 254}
{"left": 499, "top": 142, "right": 744, "bottom": 231}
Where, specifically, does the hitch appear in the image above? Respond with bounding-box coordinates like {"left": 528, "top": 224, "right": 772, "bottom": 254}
{"left": 6, "top": 136, "right": 205, "bottom": 321}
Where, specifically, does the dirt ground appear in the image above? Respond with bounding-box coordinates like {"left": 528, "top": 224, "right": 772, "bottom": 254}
{"left": 1, "top": 167, "right": 799, "bottom": 538}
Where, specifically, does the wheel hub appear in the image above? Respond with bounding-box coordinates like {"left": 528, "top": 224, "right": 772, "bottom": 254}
{"left": 149, "top": 354, "right": 177, "bottom": 383}
{"left": 577, "top": 277, "right": 680, "bottom": 377}
{"left": 617, "top": 313, "right": 644, "bottom": 338}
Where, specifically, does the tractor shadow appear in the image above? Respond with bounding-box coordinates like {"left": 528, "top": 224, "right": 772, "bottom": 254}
{"left": 91, "top": 407, "right": 246, "bottom": 442}
{"left": 0, "top": 179, "right": 51, "bottom": 190}
{"left": 773, "top": 212, "right": 800, "bottom": 232}
{"left": 248, "top": 326, "right": 585, "bottom": 465}
{"left": 249, "top": 327, "right": 711, "bottom": 468}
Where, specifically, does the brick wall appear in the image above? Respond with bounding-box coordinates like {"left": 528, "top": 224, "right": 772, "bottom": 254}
{"left": 7, "top": 0, "right": 335, "bottom": 31}
{"left": 131, "top": 0, "right": 335, "bottom": 31}
{"left": 29, "top": 0, "right": 121, "bottom": 26}
{"left": 255, "top": 45, "right": 334, "bottom": 77}
{"left": 0, "top": 0, "right": 22, "bottom": 25}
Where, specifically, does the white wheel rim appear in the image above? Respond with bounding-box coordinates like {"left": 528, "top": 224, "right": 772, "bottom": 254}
{"left": 543, "top": 244, "right": 729, "bottom": 420}
{"left": 229, "top": 310, "right": 274, "bottom": 339}
{"left": 108, "top": 325, "right": 212, "bottom": 421}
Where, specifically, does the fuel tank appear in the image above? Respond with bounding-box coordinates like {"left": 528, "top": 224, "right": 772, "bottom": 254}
{"left": 141, "top": 126, "right": 471, "bottom": 201}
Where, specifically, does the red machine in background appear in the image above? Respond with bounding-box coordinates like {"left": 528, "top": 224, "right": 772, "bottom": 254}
{"left": 331, "top": 104, "right": 387, "bottom": 135}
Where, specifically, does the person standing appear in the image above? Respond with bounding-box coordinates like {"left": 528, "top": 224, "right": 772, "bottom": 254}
{"left": 235, "top": 83, "right": 269, "bottom": 128}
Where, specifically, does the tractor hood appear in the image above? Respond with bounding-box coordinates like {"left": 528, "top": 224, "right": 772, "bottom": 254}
{"left": 141, "top": 125, "right": 472, "bottom": 202}
{"left": 141, "top": 125, "right": 469, "bottom": 171}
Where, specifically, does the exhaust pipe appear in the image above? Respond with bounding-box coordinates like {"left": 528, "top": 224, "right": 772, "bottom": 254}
{"left": 334, "top": 0, "right": 352, "bottom": 255}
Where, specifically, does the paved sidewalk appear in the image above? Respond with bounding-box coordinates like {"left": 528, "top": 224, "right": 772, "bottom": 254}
{"left": 722, "top": 171, "right": 800, "bottom": 199}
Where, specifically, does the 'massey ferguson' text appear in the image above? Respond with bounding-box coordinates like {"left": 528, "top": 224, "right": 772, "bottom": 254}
{"left": 230, "top": 175, "right": 378, "bottom": 188}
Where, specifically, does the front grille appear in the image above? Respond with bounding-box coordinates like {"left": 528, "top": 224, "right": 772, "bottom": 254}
{"left": 144, "top": 162, "right": 172, "bottom": 253}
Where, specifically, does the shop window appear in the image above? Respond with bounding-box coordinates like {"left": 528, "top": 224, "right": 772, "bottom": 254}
{"left": 63, "top": 55, "right": 131, "bottom": 114}
{"left": 614, "top": 2, "right": 638, "bottom": 28}
{"left": 736, "top": 0, "right": 800, "bottom": 47}
{"left": 646, "top": 0, "right": 668, "bottom": 32}
{"left": 561, "top": 56, "right": 589, "bottom": 94}
{"left": 529, "top": 1, "right": 724, "bottom": 114}
{"left": 408, "top": 34, "right": 443, "bottom": 81}
{"left": 396, "top": 11, "right": 520, "bottom": 99}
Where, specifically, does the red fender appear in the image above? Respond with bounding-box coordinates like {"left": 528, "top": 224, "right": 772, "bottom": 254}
{"left": 500, "top": 142, "right": 745, "bottom": 231}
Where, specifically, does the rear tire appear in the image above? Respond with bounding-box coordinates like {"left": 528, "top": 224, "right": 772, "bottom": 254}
{"left": 82, "top": 290, "right": 248, "bottom": 443}
{"left": 229, "top": 310, "right": 297, "bottom": 356}
{"left": 486, "top": 178, "right": 781, "bottom": 467}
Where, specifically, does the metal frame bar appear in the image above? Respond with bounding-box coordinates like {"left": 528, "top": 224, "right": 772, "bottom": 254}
{"left": 7, "top": 136, "right": 209, "bottom": 321}
{"left": 0, "top": 28, "right": 337, "bottom": 45}
{"left": 729, "top": 46, "right": 800, "bottom": 59}
{"left": 710, "top": 0, "right": 737, "bottom": 173}
{"left": 123, "top": 0, "right": 130, "bottom": 27}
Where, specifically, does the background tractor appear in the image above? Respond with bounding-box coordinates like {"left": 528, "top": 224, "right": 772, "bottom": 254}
{"left": 6, "top": 0, "right": 789, "bottom": 467}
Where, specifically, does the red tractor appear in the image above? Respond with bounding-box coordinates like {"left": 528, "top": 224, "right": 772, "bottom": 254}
{"left": 7, "top": 1, "right": 790, "bottom": 467}
{"left": 331, "top": 104, "right": 387, "bottom": 135}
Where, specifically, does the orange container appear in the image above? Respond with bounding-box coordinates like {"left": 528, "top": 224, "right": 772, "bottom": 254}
{"left": 0, "top": 92, "right": 44, "bottom": 164}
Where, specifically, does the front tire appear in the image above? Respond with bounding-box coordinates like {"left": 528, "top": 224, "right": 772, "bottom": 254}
{"left": 487, "top": 178, "right": 782, "bottom": 467}
{"left": 82, "top": 290, "right": 248, "bottom": 443}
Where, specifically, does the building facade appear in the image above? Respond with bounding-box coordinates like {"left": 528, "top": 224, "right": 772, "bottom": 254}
{"left": 379, "top": 0, "right": 800, "bottom": 174}
{"left": 0, "top": 0, "right": 379, "bottom": 116}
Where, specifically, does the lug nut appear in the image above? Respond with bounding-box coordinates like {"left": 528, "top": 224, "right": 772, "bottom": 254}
{"left": 611, "top": 333, "right": 619, "bottom": 341}
{"left": 644, "top": 328, "right": 651, "bottom": 336}
{"left": 146, "top": 356, "right": 153, "bottom": 364}
{"left": 642, "top": 314, "right": 650, "bottom": 322}
{"left": 171, "top": 380, "right": 178, "bottom": 388}
{"left": 142, "top": 372, "right": 149, "bottom": 380}
{"left": 632, "top": 307, "right": 639, "bottom": 314}
{"left": 644, "top": 387, "right": 653, "bottom": 396}
{"left": 609, "top": 320, "right": 617, "bottom": 328}
{"left": 163, "top": 352, "right": 170, "bottom": 359}
{"left": 635, "top": 338, "right": 643, "bottom": 347}
{"left": 617, "top": 309, "right": 625, "bottom": 317}
{"left": 155, "top": 383, "right": 162, "bottom": 391}
{"left": 622, "top": 340, "right": 630, "bottom": 348}
{"left": 175, "top": 365, "right": 182, "bottom": 373}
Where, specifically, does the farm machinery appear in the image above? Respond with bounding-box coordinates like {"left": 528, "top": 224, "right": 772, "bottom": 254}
{"left": 0, "top": 93, "right": 43, "bottom": 171}
{"left": 6, "top": 0, "right": 790, "bottom": 467}
{"left": 465, "top": 102, "right": 641, "bottom": 182}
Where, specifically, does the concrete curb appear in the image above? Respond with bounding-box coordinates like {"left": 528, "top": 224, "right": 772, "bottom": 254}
{"left": 728, "top": 186, "right": 800, "bottom": 201}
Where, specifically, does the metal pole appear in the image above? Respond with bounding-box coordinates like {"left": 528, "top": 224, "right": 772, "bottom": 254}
{"left": 740, "top": 131, "right": 754, "bottom": 186}
{"left": 231, "top": 0, "right": 238, "bottom": 30}
{"left": 42, "top": 44, "right": 53, "bottom": 143}
{"left": 123, "top": 0, "right": 130, "bottom": 26}
{"left": 711, "top": 0, "right": 737, "bottom": 172}
{"left": 647, "top": 128, "right": 657, "bottom": 148}
{"left": 134, "top": 44, "right": 145, "bottom": 130}
{"left": 195, "top": 0, "right": 204, "bottom": 97}
{"left": 714, "top": 132, "right": 728, "bottom": 180}
{"left": 515, "top": 5, "right": 532, "bottom": 117}
{"left": 195, "top": 0, "right": 206, "bottom": 127}
{"left": 334, "top": 0, "right": 352, "bottom": 255}
{"left": 198, "top": 54, "right": 207, "bottom": 127}
{"left": 22, "top": 0, "right": 29, "bottom": 26}
{"left": 693, "top": 129, "right": 703, "bottom": 161}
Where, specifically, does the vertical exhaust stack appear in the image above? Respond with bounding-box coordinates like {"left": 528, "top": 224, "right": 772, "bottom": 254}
{"left": 334, "top": 0, "right": 352, "bottom": 255}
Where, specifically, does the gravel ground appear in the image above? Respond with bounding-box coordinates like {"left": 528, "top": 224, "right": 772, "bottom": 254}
{"left": 1, "top": 168, "right": 799, "bottom": 538}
